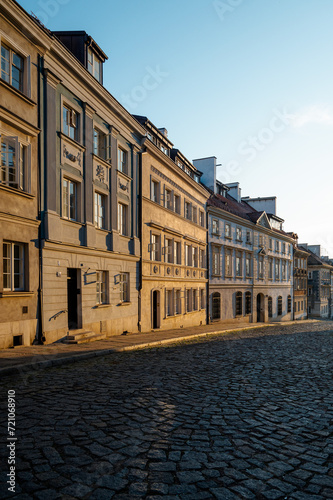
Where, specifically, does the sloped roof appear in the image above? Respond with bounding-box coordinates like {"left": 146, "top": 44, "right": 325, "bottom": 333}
{"left": 207, "top": 191, "right": 294, "bottom": 238}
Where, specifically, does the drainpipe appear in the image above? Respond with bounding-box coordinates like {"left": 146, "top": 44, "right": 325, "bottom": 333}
{"left": 36, "top": 53, "right": 44, "bottom": 344}
{"left": 137, "top": 143, "right": 144, "bottom": 332}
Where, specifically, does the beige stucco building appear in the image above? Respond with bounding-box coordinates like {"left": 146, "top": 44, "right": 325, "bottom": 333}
{"left": 0, "top": 0, "right": 45, "bottom": 348}
{"left": 38, "top": 31, "right": 145, "bottom": 343}
{"left": 134, "top": 116, "right": 208, "bottom": 332}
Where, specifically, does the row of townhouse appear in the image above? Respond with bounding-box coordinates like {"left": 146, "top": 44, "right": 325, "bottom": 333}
{"left": 1, "top": 0, "right": 331, "bottom": 349}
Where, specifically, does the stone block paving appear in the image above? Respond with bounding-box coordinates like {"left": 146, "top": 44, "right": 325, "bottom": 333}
{"left": 1, "top": 321, "right": 333, "bottom": 499}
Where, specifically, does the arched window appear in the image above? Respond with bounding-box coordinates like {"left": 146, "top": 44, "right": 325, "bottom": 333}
{"left": 277, "top": 296, "right": 283, "bottom": 316}
{"left": 287, "top": 295, "right": 292, "bottom": 313}
{"left": 268, "top": 297, "right": 273, "bottom": 318}
{"left": 235, "top": 292, "right": 242, "bottom": 316}
{"left": 245, "top": 292, "right": 252, "bottom": 314}
{"left": 212, "top": 292, "right": 221, "bottom": 320}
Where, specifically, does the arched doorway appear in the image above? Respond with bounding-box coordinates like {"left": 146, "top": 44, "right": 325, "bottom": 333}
{"left": 257, "top": 293, "right": 265, "bottom": 322}
{"left": 212, "top": 292, "right": 221, "bottom": 320}
{"left": 152, "top": 290, "right": 160, "bottom": 329}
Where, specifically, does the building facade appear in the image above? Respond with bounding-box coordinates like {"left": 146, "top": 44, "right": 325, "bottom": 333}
{"left": 0, "top": 0, "right": 48, "bottom": 348}
{"left": 302, "top": 245, "right": 333, "bottom": 319}
{"left": 39, "top": 30, "right": 145, "bottom": 343}
{"left": 293, "top": 245, "right": 309, "bottom": 320}
{"left": 135, "top": 116, "right": 208, "bottom": 332}
{"left": 194, "top": 157, "right": 295, "bottom": 324}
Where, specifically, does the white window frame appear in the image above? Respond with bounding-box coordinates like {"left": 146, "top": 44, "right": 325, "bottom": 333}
{"left": 0, "top": 36, "right": 30, "bottom": 95}
{"left": 175, "top": 289, "right": 181, "bottom": 315}
{"left": 118, "top": 147, "right": 127, "bottom": 174}
{"left": 3, "top": 241, "right": 25, "bottom": 291}
{"left": 119, "top": 272, "right": 129, "bottom": 303}
{"left": 150, "top": 233, "right": 161, "bottom": 261}
{"left": 166, "top": 289, "right": 173, "bottom": 317}
{"left": 96, "top": 270, "right": 108, "bottom": 305}
{"left": 94, "top": 191, "right": 105, "bottom": 229}
{"left": 212, "top": 245, "right": 220, "bottom": 276}
{"left": 63, "top": 178, "right": 77, "bottom": 221}
{"left": 63, "top": 104, "right": 79, "bottom": 142}
{"left": 0, "top": 135, "right": 30, "bottom": 191}
{"left": 87, "top": 47, "right": 102, "bottom": 82}
{"left": 118, "top": 202, "right": 128, "bottom": 236}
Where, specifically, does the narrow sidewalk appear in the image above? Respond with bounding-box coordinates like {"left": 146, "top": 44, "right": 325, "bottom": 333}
{"left": 0, "top": 319, "right": 319, "bottom": 377}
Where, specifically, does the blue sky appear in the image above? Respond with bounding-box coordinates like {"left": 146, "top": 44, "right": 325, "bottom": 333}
{"left": 19, "top": 0, "right": 333, "bottom": 255}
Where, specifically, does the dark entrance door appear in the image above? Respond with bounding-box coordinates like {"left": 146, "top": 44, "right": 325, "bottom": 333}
{"left": 152, "top": 290, "right": 160, "bottom": 329}
{"left": 257, "top": 294, "right": 264, "bottom": 322}
{"left": 67, "top": 268, "right": 78, "bottom": 330}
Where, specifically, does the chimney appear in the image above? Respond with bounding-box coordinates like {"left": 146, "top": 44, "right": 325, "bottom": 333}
{"left": 158, "top": 128, "right": 168, "bottom": 138}
{"left": 226, "top": 182, "right": 241, "bottom": 202}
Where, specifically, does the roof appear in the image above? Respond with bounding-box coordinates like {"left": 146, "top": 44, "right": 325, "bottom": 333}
{"left": 305, "top": 248, "right": 333, "bottom": 268}
{"left": 207, "top": 191, "right": 295, "bottom": 238}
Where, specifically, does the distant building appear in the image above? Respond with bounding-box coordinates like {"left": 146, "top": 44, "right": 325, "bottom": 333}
{"left": 293, "top": 245, "right": 309, "bottom": 320}
{"left": 301, "top": 245, "right": 333, "bottom": 319}
{"left": 134, "top": 116, "right": 208, "bottom": 332}
{"left": 195, "top": 157, "right": 296, "bottom": 324}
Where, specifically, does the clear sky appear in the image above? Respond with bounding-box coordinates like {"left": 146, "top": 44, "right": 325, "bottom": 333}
{"left": 18, "top": 0, "right": 333, "bottom": 256}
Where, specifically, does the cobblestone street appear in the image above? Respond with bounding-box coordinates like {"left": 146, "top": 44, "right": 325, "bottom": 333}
{"left": 1, "top": 321, "right": 333, "bottom": 500}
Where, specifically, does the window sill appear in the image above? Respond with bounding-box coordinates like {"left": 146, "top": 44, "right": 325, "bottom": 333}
{"left": 59, "top": 132, "right": 85, "bottom": 151}
{"left": 61, "top": 218, "right": 82, "bottom": 226}
{"left": 117, "top": 301, "right": 131, "bottom": 306}
{"left": 93, "top": 303, "right": 111, "bottom": 309}
{"left": 225, "top": 236, "right": 232, "bottom": 240}
{"left": 93, "top": 153, "right": 112, "bottom": 167}
{"left": 0, "top": 78, "right": 36, "bottom": 105}
{"left": 116, "top": 169, "right": 132, "bottom": 181}
{"left": 0, "top": 184, "right": 34, "bottom": 199}
{"left": 0, "top": 291, "right": 34, "bottom": 298}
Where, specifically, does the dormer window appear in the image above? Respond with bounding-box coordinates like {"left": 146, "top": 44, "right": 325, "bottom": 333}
{"left": 87, "top": 48, "right": 101, "bottom": 82}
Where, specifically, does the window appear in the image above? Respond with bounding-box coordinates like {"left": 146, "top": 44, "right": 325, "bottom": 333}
{"left": 212, "top": 246, "right": 220, "bottom": 275}
{"left": 236, "top": 252, "right": 242, "bottom": 277}
{"left": 212, "top": 292, "right": 221, "bottom": 320}
{"left": 164, "top": 187, "right": 173, "bottom": 210}
{"left": 225, "top": 223, "right": 231, "bottom": 238}
{"left": 0, "top": 137, "right": 27, "bottom": 190}
{"left": 93, "top": 128, "right": 107, "bottom": 159}
{"left": 246, "top": 231, "right": 251, "bottom": 244}
{"left": 246, "top": 254, "right": 251, "bottom": 277}
{"left": 185, "top": 201, "right": 191, "bottom": 221}
{"left": 150, "top": 234, "right": 160, "bottom": 261}
{"left": 277, "top": 296, "right": 283, "bottom": 316}
{"left": 236, "top": 227, "right": 242, "bottom": 241}
{"left": 259, "top": 235, "right": 264, "bottom": 247}
{"left": 94, "top": 192, "right": 105, "bottom": 228}
{"left": 212, "top": 219, "right": 219, "bottom": 235}
{"left": 186, "top": 288, "right": 192, "bottom": 312}
{"left": 185, "top": 244, "right": 192, "bottom": 267}
{"left": 275, "top": 240, "right": 279, "bottom": 252}
{"left": 245, "top": 291, "right": 252, "bottom": 314}
{"left": 275, "top": 259, "right": 280, "bottom": 280}
{"left": 151, "top": 180, "right": 160, "bottom": 203}
{"left": 166, "top": 289, "right": 173, "bottom": 316}
{"left": 268, "top": 297, "right": 273, "bottom": 318}
{"left": 96, "top": 271, "right": 107, "bottom": 304}
{"left": 258, "top": 256, "right": 264, "bottom": 279}
{"left": 199, "top": 210, "right": 205, "bottom": 227}
{"left": 225, "top": 248, "right": 232, "bottom": 276}
{"left": 308, "top": 271, "right": 313, "bottom": 279}
{"left": 199, "top": 248, "right": 205, "bottom": 268}
{"left": 118, "top": 203, "right": 128, "bottom": 236}
{"left": 1, "top": 44, "right": 23, "bottom": 92}
{"left": 119, "top": 273, "right": 129, "bottom": 302}
{"left": 174, "top": 241, "right": 181, "bottom": 265}
{"left": 287, "top": 295, "right": 292, "bottom": 313}
{"left": 174, "top": 194, "right": 181, "bottom": 214}
{"left": 118, "top": 148, "right": 127, "bottom": 174}
{"left": 63, "top": 179, "right": 77, "bottom": 221}
{"left": 193, "top": 289, "right": 198, "bottom": 311}
{"left": 235, "top": 292, "right": 242, "bottom": 316}
{"left": 87, "top": 48, "right": 101, "bottom": 82}
{"left": 164, "top": 238, "right": 173, "bottom": 264}
{"left": 282, "top": 260, "right": 286, "bottom": 280}
{"left": 268, "top": 258, "right": 273, "bottom": 279}
{"left": 192, "top": 247, "right": 198, "bottom": 268}
{"left": 175, "top": 289, "right": 181, "bottom": 315}
{"left": 3, "top": 242, "right": 24, "bottom": 291}
{"left": 192, "top": 206, "right": 197, "bottom": 224}
{"left": 269, "top": 238, "right": 273, "bottom": 250}
{"left": 200, "top": 289, "right": 205, "bottom": 310}
{"left": 282, "top": 242, "right": 286, "bottom": 254}
{"left": 63, "top": 105, "right": 78, "bottom": 141}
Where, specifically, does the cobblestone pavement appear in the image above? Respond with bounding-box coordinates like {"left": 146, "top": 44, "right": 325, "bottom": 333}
{"left": 1, "top": 321, "right": 333, "bottom": 500}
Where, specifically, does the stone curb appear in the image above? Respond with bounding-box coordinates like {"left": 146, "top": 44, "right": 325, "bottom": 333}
{"left": 0, "top": 320, "right": 321, "bottom": 378}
